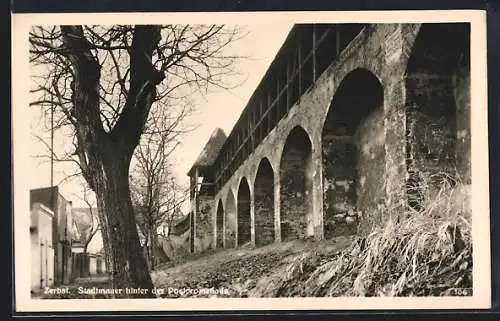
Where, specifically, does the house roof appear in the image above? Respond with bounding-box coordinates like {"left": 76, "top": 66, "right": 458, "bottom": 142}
{"left": 30, "top": 186, "right": 62, "bottom": 211}
{"left": 187, "top": 128, "right": 227, "bottom": 176}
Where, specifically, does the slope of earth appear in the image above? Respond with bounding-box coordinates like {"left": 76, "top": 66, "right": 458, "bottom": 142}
{"left": 152, "top": 195, "right": 472, "bottom": 299}
{"left": 151, "top": 236, "right": 355, "bottom": 298}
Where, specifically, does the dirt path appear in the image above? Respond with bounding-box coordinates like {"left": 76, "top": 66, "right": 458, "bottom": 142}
{"left": 151, "top": 236, "right": 354, "bottom": 298}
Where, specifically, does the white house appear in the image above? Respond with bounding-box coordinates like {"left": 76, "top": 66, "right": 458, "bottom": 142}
{"left": 30, "top": 202, "right": 55, "bottom": 293}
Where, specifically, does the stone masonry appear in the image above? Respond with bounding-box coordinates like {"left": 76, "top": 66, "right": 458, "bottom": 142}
{"left": 187, "top": 23, "right": 471, "bottom": 253}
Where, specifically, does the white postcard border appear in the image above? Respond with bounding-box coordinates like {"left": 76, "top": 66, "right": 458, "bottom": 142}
{"left": 12, "top": 9, "right": 491, "bottom": 312}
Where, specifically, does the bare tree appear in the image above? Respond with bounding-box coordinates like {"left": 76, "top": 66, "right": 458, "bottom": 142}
{"left": 131, "top": 167, "right": 188, "bottom": 270}
{"left": 30, "top": 24, "right": 244, "bottom": 293}
{"left": 130, "top": 110, "right": 190, "bottom": 270}
{"left": 78, "top": 187, "right": 101, "bottom": 255}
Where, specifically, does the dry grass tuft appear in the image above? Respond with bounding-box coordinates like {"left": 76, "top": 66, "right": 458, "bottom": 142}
{"left": 277, "top": 175, "right": 472, "bottom": 297}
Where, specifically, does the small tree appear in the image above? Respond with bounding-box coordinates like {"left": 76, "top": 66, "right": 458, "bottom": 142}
{"left": 130, "top": 122, "right": 190, "bottom": 269}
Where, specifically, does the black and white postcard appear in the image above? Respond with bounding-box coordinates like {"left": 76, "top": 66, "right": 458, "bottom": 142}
{"left": 12, "top": 10, "right": 491, "bottom": 312}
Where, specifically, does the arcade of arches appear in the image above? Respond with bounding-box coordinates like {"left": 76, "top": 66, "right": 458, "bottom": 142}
{"left": 204, "top": 23, "right": 470, "bottom": 250}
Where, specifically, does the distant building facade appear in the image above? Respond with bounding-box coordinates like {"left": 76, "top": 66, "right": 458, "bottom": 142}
{"left": 70, "top": 207, "right": 107, "bottom": 278}
{"left": 30, "top": 186, "right": 74, "bottom": 285}
{"left": 88, "top": 252, "right": 106, "bottom": 276}
{"left": 30, "top": 203, "right": 55, "bottom": 293}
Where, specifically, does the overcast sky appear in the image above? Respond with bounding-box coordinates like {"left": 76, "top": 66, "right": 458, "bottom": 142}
{"left": 29, "top": 23, "right": 293, "bottom": 211}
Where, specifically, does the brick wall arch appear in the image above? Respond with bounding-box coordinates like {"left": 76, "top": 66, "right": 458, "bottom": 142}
{"left": 254, "top": 157, "right": 276, "bottom": 246}
{"left": 215, "top": 199, "right": 224, "bottom": 248}
{"left": 279, "top": 125, "right": 314, "bottom": 241}
{"left": 224, "top": 189, "right": 237, "bottom": 248}
{"left": 237, "top": 177, "right": 252, "bottom": 246}
{"left": 321, "top": 68, "right": 385, "bottom": 238}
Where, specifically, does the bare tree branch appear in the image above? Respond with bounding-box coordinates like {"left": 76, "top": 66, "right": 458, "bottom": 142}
{"left": 29, "top": 23, "right": 246, "bottom": 289}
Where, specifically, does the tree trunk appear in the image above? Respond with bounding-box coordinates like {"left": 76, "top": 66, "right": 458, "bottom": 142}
{"left": 94, "top": 147, "right": 155, "bottom": 297}
{"left": 151, "top": 231, "right": 159, "bottom": 271}
{"left": 59, "top": 25, "right": 162, "bottom": 298}
{"left": 146, "top": 232, "right": 153, "bottom": 271}
{"left": 98, "top": 211, "right": 112, "bottom": 274}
